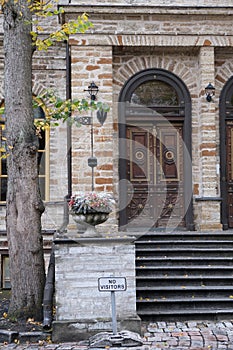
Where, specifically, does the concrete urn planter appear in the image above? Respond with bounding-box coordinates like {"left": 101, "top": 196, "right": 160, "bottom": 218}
{"left": 71, "top": 211, "right": 110, "bottom": 237}
{"left": 69, "top": 192, "right": 114, "bottom": 237}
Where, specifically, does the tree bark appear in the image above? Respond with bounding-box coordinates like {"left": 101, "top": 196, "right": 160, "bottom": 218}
{"left": 3, "top": 0, "right": 45, "bottom": 320}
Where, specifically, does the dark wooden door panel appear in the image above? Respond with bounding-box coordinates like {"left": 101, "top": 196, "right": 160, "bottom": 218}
{"left": 126, "top": 123, "right": 185, "bottom": 228}
{"left": 226, "top": 121, "right": 233, "bottom": 227}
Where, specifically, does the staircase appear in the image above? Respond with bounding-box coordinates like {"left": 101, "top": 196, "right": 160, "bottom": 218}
{"left": 135, "top": 231, "right": 233, "bottom": 321}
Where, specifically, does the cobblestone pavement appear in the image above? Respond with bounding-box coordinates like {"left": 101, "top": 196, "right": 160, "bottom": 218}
{"left": 1, "top": 321, "right": 233, "bottom": 349}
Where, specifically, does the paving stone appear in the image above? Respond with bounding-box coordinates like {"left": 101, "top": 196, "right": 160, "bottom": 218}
{"left": 3, "top": 321, "right": 233, "bottom": 349}
{"left": 156, "top": 322, "right": 166, "bottom": 328}
{"left": 216, "top": 334, "right": 229, "bottom": 342}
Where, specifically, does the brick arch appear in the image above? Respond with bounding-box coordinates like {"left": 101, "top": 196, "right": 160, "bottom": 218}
{"left": 113, "top": 55, "right": 198, "bottom": 100}
{"left": 216, "top": 60, "right": 233, "bottom": 97}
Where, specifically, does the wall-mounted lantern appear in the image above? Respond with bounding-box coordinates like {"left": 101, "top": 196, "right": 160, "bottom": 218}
{"left": 85, "top": 81, "right": 99, "bottom": 101}
{"left": 205, "top": 83, "right": 215, "bottom": 102}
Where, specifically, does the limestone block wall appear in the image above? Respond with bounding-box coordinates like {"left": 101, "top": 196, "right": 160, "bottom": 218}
{"left": 54, "top": 240, "right": 137, "bottom": 321}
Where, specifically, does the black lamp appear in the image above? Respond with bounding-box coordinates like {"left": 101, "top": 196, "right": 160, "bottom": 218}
{"left": 205, "top": 83, "right": 215, "bottom": 102}
{"left": 85, "top": 82, "right": 99, "bottom": 101}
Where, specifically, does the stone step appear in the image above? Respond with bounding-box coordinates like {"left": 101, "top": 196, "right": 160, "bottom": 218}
{"left": 135, "top": 233, "right": 233, "bottom": 319}
{"left": 136, "top": 256, "right": 233, "bottom": 266}
{"left": 136, "top": 266, "right": 233, "bottom": 276}
{"left": 136, "top": 247, "right": 233, "bottom": 257}
{"left": 136, "top": 276, "right": 233, "bottom": 287}
{"left": 136, "top": 285, "right": 233, "bottom": 291}
{"left": 137, "top": 289, "right": 233, "bottom": 299}
{"left": 137, "top": 301, "right": 233, "bottom": 312}
{"left": 136, "top": 232, "right": 233, "bottom": 241}
{"left": 136, "top": 308, "right": 233, "bottom": 321}
{"left": 136, "top": 240, "right": 233, "bottom": 248}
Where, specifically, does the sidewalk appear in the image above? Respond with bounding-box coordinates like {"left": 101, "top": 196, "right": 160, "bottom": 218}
{"left": 1, "top": 320, "right": 233, "bottom": 349}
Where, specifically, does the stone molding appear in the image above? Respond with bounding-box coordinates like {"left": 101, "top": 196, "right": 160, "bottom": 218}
{"left": 69, "top": 35, "right": 233, "bottom": 48}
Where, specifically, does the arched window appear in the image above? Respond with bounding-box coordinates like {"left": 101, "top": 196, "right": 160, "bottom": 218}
{"left": 0, "top": 100, "right": 50, "bottom": 202}
{"left": 130, "top": 80, "right": 179, "bottom": 107}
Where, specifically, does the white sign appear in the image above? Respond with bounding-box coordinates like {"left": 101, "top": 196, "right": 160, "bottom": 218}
{"left": 98, "top": 277, "right": 127, "bottom": 292}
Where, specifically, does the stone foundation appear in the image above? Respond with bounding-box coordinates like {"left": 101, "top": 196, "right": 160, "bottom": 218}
{"left": 52, "top": 236, "right": 141, "bottom": 342}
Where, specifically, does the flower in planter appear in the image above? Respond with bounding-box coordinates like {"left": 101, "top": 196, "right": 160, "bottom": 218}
{"left": 69, "top": 192, "right": 114, "bottom": 215}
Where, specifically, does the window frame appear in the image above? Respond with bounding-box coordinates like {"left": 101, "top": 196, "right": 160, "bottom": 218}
{"left": 0, "top": 99, "right": 50, "bottom": 203}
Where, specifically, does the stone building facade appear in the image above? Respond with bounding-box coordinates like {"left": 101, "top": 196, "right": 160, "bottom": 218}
{"left": 0, "top": 0, "right": 233, "bottom": 286}
{"left": 63, "top": 0, "right": 233, "bottom": 233}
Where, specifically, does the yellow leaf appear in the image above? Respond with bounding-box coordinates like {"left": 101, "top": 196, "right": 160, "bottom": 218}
{"left": 36, "top": 26, "right": 44, "bottom": 31}
{"left": 82, "top": 13, "right": 89, "bottom": 21}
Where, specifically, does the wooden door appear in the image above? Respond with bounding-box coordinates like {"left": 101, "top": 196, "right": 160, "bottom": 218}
{"left": 225, "top": 121, "right": 233, "bottom": 228}
{"left": 125, "top": 123, "right": 185, "bottom": 229}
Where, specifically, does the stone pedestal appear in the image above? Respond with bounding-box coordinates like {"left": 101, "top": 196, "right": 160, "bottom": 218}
{"left": 52, "top": 236, "right": 141, "bottom": 342}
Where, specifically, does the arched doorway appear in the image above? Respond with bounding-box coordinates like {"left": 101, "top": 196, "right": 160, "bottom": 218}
{"left": 118, "top": 68, "right": 194, "bottom": 231}
{"left": 220, "top": 76, "right": 233, "bottom": 230}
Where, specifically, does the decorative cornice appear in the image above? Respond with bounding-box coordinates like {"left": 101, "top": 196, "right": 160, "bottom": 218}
{"left": 60, "top": 5, "right": 233, "bottom": 16}
{"left": 69, "top": 34, "right": 233, "bottom": 47}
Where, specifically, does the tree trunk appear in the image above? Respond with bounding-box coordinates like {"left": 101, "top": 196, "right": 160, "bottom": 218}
{"left": 3, "top": 0, "right": 45, "bottom": 320}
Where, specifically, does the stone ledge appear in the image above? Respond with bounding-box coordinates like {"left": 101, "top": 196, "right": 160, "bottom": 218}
{"left": 0, "top": 329, "right": 49, "bottom": 344}
{"left": 195, "top": 197, "right": 222, "bottom": 201}
{"left": 54, "top": 236, "right": 136, "bottom": 246}
{"left": 52, "top": 317, "right": 141, "bottom": 343}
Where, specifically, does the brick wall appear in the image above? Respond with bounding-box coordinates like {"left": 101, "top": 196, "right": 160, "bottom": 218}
{"left": 0, "top": 2, "right": 233, "bottom": 234}
{"left": 0, "top": 43, "right": 69, "bottom": 231}
{"left": 65, "top": 3, "right": 233, "bottom": 230}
